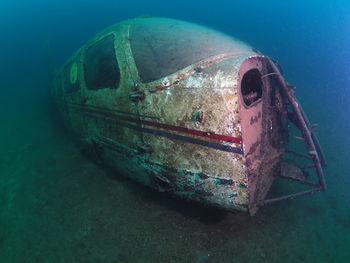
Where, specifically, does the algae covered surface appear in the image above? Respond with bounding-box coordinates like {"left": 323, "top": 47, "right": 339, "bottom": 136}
{"left": 1, "top": 0, "right": 350, "bottom": 262}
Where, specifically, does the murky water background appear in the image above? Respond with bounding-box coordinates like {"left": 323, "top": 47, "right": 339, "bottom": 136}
{"left": 1, "top": 1, "right": 349, "bottom": 262}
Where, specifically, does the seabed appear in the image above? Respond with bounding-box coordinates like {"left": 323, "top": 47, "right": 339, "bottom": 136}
{"left": 0, "top": 90, "right": 349, "bottom": 263}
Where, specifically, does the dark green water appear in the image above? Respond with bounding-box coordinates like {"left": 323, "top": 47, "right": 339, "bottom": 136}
{"left": 1, "top": 1, "right": 349, "bottom": 262}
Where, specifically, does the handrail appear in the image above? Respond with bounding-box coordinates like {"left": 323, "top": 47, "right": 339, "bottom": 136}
{"left": 258, "top": 58, "right": 327, "bottom": 207}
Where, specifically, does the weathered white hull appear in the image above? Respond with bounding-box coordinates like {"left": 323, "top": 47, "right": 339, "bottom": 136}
{"left": 51, "top": 17, "right": 326, "bottom": 215}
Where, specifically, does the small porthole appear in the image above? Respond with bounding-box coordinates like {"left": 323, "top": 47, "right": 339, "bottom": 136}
{"left": 241, "top": 69, "right": 263, "bottom": 106}
{"left": 64, "top": 61, "right": 80, "bottom": 93}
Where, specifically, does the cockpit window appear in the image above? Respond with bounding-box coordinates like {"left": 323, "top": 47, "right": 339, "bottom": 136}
{"left": 130, "top": 18, "right": 251, "bottom": 83}
{"left": 84, "top": 34, "right": 120, "bottom": 90}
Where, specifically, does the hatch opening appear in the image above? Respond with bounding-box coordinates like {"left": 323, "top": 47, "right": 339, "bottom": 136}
{"left": 241, "top": 69, "right": 263, "bottom": 106}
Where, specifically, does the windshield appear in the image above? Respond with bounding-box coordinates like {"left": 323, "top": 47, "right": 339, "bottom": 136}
{"left": 130, "top": 17, "right": 252, "bottom": 83}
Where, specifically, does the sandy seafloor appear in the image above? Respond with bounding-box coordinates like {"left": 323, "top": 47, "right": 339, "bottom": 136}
{"left": 0, "top": 85, "right": 349, "bottom": 263}
{"left": 1, "top": 1, "right": 350, "bottom": 262}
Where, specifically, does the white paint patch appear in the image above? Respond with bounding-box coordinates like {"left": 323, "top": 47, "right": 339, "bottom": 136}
{"left": 183, "top": 70, "right": 235, "bottom": 89}
{"left": 210, "top": 71, "right": 235, "bottom": 89}
{"left": 165, "top": 89, "right": 171, "bottom": 103}
{"left": 231, "top": 114, "right": 236, "bottom": 122}
{"left": 184, "top": 74, "right": 204, "bottom": 89}
{"left": 163, "top": 77, "right": 170, "bottom": 87}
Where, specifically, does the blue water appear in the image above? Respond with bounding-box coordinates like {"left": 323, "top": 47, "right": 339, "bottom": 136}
{"left": 0, "top": 0, "right": 349, "bottom": 262}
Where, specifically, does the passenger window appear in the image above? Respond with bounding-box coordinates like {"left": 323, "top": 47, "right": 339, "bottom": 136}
{"left": 65, "top": 61, "right": 80, "bottom": 93}
{"left": 84, "top": 34, "right": 120, "bottom": 90}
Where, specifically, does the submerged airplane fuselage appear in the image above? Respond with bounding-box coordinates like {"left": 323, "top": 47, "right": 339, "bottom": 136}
{"left": 51, "top": 17, "right": 326, "bottom": 215}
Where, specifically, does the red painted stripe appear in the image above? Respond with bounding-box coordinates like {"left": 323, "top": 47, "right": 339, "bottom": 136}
{"left": 141, "top": 119, "right": 242, "bottom": 144}
{"left": 72, "top": 105, "right": 243, "bottom": 145}
{"left": 120, "top": 116, "right": 242, "bottom": 145}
